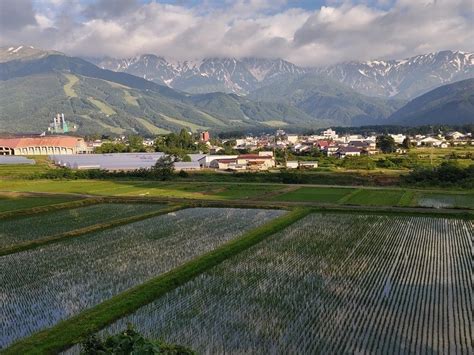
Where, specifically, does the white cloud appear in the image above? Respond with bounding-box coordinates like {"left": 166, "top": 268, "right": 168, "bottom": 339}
{"left": 1, "top": 0, "right": 472, "bottom": 66}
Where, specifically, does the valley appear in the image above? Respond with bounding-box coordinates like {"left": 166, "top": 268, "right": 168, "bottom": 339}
{"left": 1, "top": 46, "right": 472, "bottom": 135}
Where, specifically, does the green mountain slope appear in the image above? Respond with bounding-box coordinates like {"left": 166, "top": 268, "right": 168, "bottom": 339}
{"left": 0, "top": 48, "right": 314, "bottom": 135}
{"left": 388, "top": 79, "right": 474, "bottom": 125}
{"left": 249, "top": 73, "right": 405, "bottom": 125}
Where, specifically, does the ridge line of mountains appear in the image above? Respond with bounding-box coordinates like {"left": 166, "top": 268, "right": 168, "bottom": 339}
{"left": 0, "top": 45, "right": 473, "bottom": 135}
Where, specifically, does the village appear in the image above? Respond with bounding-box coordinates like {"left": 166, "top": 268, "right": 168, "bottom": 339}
{"left": 0, "top": 126, "right": 472, "bottom": 172}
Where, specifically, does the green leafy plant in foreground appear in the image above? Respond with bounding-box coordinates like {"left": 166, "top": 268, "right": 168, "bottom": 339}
{"left": 81, "top": 324, "right": 194, "bottom": 355}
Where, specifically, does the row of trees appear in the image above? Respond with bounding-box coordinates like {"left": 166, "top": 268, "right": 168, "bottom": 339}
{"left": 402, "top": 162, "right": 474, "bottom": 187}
{"left": 94, "top": 135, "right": 146, "bottom": 153}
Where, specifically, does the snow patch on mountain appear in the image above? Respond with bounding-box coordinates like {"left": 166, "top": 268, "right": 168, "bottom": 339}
{"left": 92, "top": 50, "right": 473, "bottom": 99}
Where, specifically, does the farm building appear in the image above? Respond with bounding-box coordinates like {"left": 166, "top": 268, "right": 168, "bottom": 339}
{"left": 49, "top": 153, "right": 203, "bottom": 172}
{"left": 0, "top": 136, "right": 89, "bottom": 155}
{"left": 299, "top": 161, "right": 318, "bottom": 169}
{"left": 286, "top": 161, "right": 299, "bottom": 169}
{"left": 50, "top": 153, "right": 165, "bottom": 171}
{"left": 198, "top": 155, "right": 239, "bottom": 168}
{"left": 212, "top": 153, "right": 275, "bottom": 171}
{"left": 286, "top": 161, "right": 318, "bottom": 169}
{"left": 174, "top": 162, "right": 201, "bottom": 171}
{"left": 0, "top": 156, "right": 35, "bottom": 165}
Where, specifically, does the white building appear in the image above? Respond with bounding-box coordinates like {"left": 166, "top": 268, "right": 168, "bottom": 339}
{"left": 390, "top": 134, "right": 406, "bottom": 144}
{"left": 287, "top": 134, "right": 299, "bottom": 144}
{"left": 198, "top": 155, "right": 239, "bottom": 168}
{"left": 322, "top": 128, "right": 338, "bottom": 140}
{"left": 417, "top": 137, "right": 446, "bottom": 147}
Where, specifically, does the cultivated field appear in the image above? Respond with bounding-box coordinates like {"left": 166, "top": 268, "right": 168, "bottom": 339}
{"left": 0, "top": 207, "right": 284, "bottom": 349}
{"left": 102, "top": 213, "right": 473, "bottom": 354}
{"left": 273, "top": 186, "right": 473, "bottom": 209}
{"left": 271, "top": 186, "right": 354, "bottom": 203}
{"left": 0, "top": 203, "right": 165, "bottom": 248}
{"left": 0, "top": 179, "right": 283, "bottom": 200}
{"left": 0, "top": 195, "right": 79, "bottom": 212}
{"left": 417, "top": 193, "right": 474, "bottom": 209}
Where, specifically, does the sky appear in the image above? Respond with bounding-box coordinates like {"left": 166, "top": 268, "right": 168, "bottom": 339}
{"left": 0, "top": 0, "right": 472, "bottom": 66}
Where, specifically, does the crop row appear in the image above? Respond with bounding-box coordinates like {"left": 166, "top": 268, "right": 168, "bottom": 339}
{"left": 0, "top": 207, "right": 284, "bottom": 349}
{"left": 0, "top": 203, "right": 166, "bottom": 249}
{"left": 100, "top": 214, "right": 473, "bottom": 354}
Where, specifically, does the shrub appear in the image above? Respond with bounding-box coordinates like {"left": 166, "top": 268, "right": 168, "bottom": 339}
{"left": 81, "top": 324, "right": 194, "bottom": 354}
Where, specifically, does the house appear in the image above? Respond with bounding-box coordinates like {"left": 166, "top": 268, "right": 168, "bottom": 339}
{"left": 447, "top": 131, "right": 465, "bottom": 140}
{"left": 0, "top": 136, "right": 89, "bottom": 155}
{"left": 143, "top": 138, "right": 155, "bottom": 147}
{"left": 237, "top": 154, "right": 275, "bottom": 170}
{"left": 286, "top": 161, "right": 299, "bottom": 169}
{"left": 324, "top": 145, "right": 339, "bottom": 156}
{"left": 348, "top": 141, "right": 370, "bottom": 148}
{"left": 299, "top": 161, "right": 318, "bottom": 169}
{"left": 214, "top": 159, "right": 246, "bottom": 170}
{"left": 315, "top": 140, "right": 330, "bottom": 150}
{"left": 390, "top": 134, "right": 406, "bottom": 144}
{"left": 286, "top": 160, "right": 318, "bottom": 169}
{"left": 287, "top": 134, "right": 299, "bottom": 144}
{"left": 213, "top": 153, "right": 275, "bottom": 171}
{"left": 417, "top": 137, "right": 446, "bottom": 147}
{"left": 336, "top": 146, "right": 361, "bottom": 158}
{"left": 293, "top": 143, "right": 312, "bottom": 153}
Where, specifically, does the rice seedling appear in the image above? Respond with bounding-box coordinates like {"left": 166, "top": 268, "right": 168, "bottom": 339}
{"left": 0, "top": 203, "right": 165, "bottom": 249}
{"left": 101, "top": 214, "right": 472, "bottom": 354}
{"left": 0, "top": 207, "right": 284, "bottom": 349}
{"left": 417, "top": 193, "right": 474, "bottom": 209}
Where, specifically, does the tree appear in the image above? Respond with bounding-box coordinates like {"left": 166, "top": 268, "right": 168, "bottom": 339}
{"left": 128, "top": 135, "right": 145, "bottom": 152}
{"left": 402, "top": 137, "right": 412, "bottom": 149}
{"left": 376, "top": 135, "right": 397, "bottom": 153}
{"left": 94, "top": 142, "right": 129, "bottom": 153}
{"left": 151, "top": 155, "right": 175, "bottom": 180}
{"left": 154, "top": 129, "right": 200, "bottom": 154}
{"left": 81, "top": 324, "right": 194, "bottom": 354}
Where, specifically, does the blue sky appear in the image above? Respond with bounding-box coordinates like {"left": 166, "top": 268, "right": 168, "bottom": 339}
{"left": 2, "top": 0, "right": 473, "bottom": 65}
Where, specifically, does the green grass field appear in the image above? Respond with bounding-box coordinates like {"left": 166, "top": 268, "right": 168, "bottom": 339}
{"left": 88, "top": 97, "right": 116, "bottom": 115}
{"left": 63, "top": 73, "right": 79, "bottom": 98}
{"left": 345, "top": 189, "right": 406, "bottom": 206}
{"left": 272, "top": 187, "right": 355, "bottom": 203}
{"left": 0, "top": 195, "right": 79, "bottom": 212}
{"left": 0, "top": 180, "right": 282, "bottom": 201}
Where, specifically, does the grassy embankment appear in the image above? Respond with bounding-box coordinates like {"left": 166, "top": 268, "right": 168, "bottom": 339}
{"left": 4, "top": 207, "right": 311, "bottom": 354}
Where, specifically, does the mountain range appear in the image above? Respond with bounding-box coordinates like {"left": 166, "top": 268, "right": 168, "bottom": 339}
{"left": 388, "top": 78, "right": 474, "bottom": 125}
{"left": 93, "top": 51, "right": 474, "bottom": 99}
{"left": 0, "top": 45, "right": 473, "bottom": 135}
